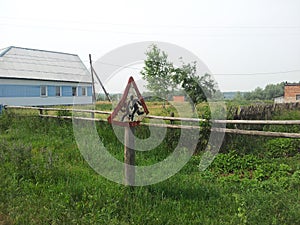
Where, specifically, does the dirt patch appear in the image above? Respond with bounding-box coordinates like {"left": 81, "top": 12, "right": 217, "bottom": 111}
{"left": 0, "top": 213, "right": 13, "bottom": 225}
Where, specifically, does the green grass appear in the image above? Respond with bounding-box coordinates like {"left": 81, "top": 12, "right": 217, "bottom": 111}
{"left": 0, "top": 107, "right": 299, "bottom": 224}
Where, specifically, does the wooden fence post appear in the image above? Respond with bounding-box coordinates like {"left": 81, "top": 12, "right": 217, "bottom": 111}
{"left": 170, "top": 112, "right": 175, "bottom": 124}
{"left": 124, "top": 126, "right": 135, "bottom": 186}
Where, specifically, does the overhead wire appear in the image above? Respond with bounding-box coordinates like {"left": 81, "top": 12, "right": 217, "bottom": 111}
{"left": 1, "top": 53, "right": 300, "bottom": 76}
{"left": 1, "top": 21, "right": 299, "bottom": 77}
{"left": 92, "top": 61, "right": 300, "bottom": 76}
{"left": 1, "top": 16, "right": 300, "bottom": 29}
{"left": 1, "top": 19, "right": 300, "bottom": 37}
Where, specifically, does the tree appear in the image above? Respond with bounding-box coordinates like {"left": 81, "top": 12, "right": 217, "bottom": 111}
{"left": 264, "top": 83, "right": 284, "bottom": 99}
{"left": 173, "top": 61, "right": 216, "bottom": 111}
{"left": 243, "top": 82, "right": 285, "bottom": 101}
{"left": 141, "top": 45, "right": 216, "bottom": 111}
{"left": 141, "top": 45, "right": 177, "bottom": 107}
{"left": 233, "top": 91, "right": 244, "bottom": 101}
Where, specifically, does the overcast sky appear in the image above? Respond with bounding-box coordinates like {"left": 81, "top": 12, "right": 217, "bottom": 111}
{"left": 1, "top": 0, "right": 300, "bottom": 93}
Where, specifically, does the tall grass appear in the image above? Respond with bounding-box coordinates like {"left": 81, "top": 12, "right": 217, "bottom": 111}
{"left": 0, "top": 107, "right": 299, "bottom": 224}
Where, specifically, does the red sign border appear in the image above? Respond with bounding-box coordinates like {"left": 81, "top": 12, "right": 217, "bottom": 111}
{"left": 107, "top": 76, "right": 149, "bottom": 127}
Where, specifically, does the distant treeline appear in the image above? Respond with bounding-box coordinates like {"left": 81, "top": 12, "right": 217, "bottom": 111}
{"left": 96, "top": 81, "right": 300, "bottom": 102}
{"left": 230, "top": 82, "right": 292, "bottom": 101}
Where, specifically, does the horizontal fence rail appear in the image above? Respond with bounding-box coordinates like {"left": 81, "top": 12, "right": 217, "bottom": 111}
{"left": 3, "top": 106, "right": 300, "bottom": 139}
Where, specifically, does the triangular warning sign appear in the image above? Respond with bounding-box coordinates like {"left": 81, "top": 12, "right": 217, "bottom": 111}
{"left": 108, "top": 76, "right": 149, "bottom": 126}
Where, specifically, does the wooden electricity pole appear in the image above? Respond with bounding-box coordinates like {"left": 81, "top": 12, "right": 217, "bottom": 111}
{"left": 89, "top": 54, "right": 97, "bottom": 103}
{"left": 92, "top": 67, "right": 112, "bottom": 102}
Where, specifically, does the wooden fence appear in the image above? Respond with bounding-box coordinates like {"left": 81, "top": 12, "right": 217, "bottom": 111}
{"left": 3, "top": 105, "right": 300, "bottom": 139}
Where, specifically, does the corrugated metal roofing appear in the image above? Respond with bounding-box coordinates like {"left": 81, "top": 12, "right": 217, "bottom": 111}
{"left": 0, "top": 46, "right": 92, "bottom": 83}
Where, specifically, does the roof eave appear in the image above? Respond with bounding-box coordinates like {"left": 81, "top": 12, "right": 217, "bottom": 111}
{"left": 0, "top": 76, "right": 92, "bottom": 84}
{"left": 0, "top": 46, "right": 13, "bottom": 57}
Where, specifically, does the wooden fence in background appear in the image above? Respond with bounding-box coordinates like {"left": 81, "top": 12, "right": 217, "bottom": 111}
{"left": 4, "top": 106, "right": 300, "bottom": 139}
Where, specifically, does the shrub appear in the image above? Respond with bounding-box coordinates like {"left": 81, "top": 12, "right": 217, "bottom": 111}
{"left": 208, "top": 150, "right": 261, "bottom": 174}
{"left": 56, "top": 109, "right": 72, "bottom": 117}
{"left": 264, "top": 138, "right": 300, "bottom": 158}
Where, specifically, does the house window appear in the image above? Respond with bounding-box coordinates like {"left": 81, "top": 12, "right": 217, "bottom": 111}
{"left": 40, "top": 85, "right": 47, "bottom": 97}
{"left": 55, "top": 86, "right": 61, "bottom": 96}
{"left": 82, "top": 87, "right": 87, "bottom": 96}
{"left": 72, "top": 87, "right": 77, "bottom": 96}
{"left": 296, "top": 94, "right": 300, "bottom": 100}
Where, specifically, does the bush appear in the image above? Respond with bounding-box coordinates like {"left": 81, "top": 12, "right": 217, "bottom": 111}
{"left": 264, "top": 138, "right": 300, "bottom": 158}
{"left": 208, "top": 150, "right": 260, "bottom": 174}
{"left": 56, "top": 109, "right": 72, "bottom": 117}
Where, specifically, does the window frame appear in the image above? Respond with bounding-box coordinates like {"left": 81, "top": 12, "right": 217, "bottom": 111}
{"left": 72, "top": 87, "right": 77, "bottom": 96}
{"left": 81, "top": 87, "right": 87, "bottom": 96}
{"left": 296, "top": 94, "right": 300, "bottom": 100}
{"left": 55, "top": 86, "right": 61, "bottom": 97}
{"left": 40, "top": 85, "right": 47, "bottom": 97}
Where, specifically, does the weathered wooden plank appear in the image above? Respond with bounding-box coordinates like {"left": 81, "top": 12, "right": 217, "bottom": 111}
{"left": 6, "top": 106, "right": 300, "bottom": 125}
{"left": 213, "top": 120, "right": 300, "bottom": 125}
{"left": 6, "top": 106, "right": 300, "bottom": 139}
{"left": 212, "top": 128, "right": 300, "bottom": 139}
{"left": 124, "top": 126, "right": 135, "bottom": 186}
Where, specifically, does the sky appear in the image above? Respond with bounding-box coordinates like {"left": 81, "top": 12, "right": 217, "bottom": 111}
{"left": 1, "top": 0, "right": 300, "bottom": 93}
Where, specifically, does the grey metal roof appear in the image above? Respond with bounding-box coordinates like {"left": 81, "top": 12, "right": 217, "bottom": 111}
{"left": 0, "top": 46, "right": 92, "bottom": 83}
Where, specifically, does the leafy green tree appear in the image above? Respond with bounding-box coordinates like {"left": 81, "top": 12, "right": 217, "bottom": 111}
{"left": 244, "top": 82, "right": 285, "bottom": 100}
{"left": 141, "top": 45, "right": 217, "bottom": 110}
{"left": 253, "top": 87, "right": 264, "bottom": 100}
{"left": 141, "top": 45, "right": 177, "bottom": 107}
{"left": 264, "top": 83, "right": 284, "bottom": 99}
{"left": 173, "top": 61, "right": 216, "bottom": 111}
{"left": 233, "top": 91, "right": 244, "bottom": 101}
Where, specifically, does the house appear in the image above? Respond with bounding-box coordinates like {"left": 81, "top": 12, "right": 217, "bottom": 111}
{"left": 273, "top": 83, "right": 300, "bottom": 104}
{"left": 284, "top": 83, "right": 300, "bottom": 103}
{"left": 0, "top": 46, "right": 93, "bottom": 106}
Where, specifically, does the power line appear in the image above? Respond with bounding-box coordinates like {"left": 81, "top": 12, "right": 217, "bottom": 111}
{"left": 1, "top": 22, "right": 300, "bottom": 37}
{"left": 6, "top": 57, "right": 299, "bottom": 76}
{"left": 93, "top": 61, "right": 300, "bottom": 76}
{"left": 2, "top": 51, "right": 299, "bottom": 77}
{"left": 90, "top": 61, "right": 142, "bottom": 70}
{"left": 1, "top": 16, "right": 300, "bottom": 30}
{"left": 214, "top": 69, "right": 300, "bottom": 76}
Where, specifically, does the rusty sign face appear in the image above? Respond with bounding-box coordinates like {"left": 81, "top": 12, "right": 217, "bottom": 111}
{"left": 108, "top": 76, "right": 149, "bottom": 126}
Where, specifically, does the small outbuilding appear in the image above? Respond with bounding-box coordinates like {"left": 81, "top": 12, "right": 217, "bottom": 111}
{"left": 0, "top": 46, "right": 93, "bottom": 106}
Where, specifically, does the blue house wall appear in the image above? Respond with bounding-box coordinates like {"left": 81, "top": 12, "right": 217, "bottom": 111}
{"left": 87, "top": 87, "right": 92, "bottom": 96}
{"left": 62, "top": 86, "right": 72, "bottom": 97}
{"left": 47, "top": 86, "right": 56, "bottom": 97}
{"left": 0, "top": 85, "right": 40, "bottom": 97}
{"left": 0, "top": 84, "right": 92, "bottom": 98}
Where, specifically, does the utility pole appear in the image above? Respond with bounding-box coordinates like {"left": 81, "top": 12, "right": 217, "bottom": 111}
{"left": 92, "top": 67, "right": 112, "bottom": 102}
{"left": 89, "top": 54, "right": 97, "bottom": 103}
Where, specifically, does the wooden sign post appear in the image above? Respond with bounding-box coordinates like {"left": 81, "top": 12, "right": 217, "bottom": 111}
{"left": 124, "top": 126, "right": 135, "bottom": 185}
{"left": 108, "top": 77, "right": 149, "bottom": 186}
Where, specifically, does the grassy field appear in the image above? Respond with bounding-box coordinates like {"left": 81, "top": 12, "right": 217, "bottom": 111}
{"left": 0, "top": 102, "right": 299, "bottom": 224}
